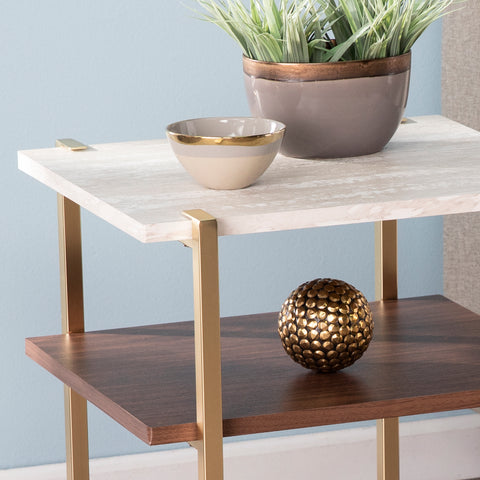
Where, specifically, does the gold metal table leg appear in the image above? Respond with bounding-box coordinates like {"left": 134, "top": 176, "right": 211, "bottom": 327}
{"left": 58, "top": 194, "right": 90, "bottom": 480}
{"left": 375, "top": 220, "right": 400, "bottom": 480}
{"left": 377, "top": 417, "right": 400, "bottom": 480}
{"left": 375, "top": 220, "right": 398, "bottom": 302}
{"left": 183, "top": 210, "right": 224, "bottom": 480}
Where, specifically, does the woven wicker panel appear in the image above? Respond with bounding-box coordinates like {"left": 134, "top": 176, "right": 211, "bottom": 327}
{"left": 442, "top": 3, "right": 480, "bottom": 315}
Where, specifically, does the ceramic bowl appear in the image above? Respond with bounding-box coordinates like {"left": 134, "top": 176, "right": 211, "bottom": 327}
{"left": 166, "top": 117, "right": 285, "bottom": 190}
{"left": 243, "top": 52, "right": 411, "bottom": 158}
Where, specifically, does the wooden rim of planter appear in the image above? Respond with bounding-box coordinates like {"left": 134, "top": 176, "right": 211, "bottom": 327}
{"left": 243, "top": 51, "right": 411, "bottom": 82}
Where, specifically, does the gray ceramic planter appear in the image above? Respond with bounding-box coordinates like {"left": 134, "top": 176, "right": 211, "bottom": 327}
{"left": 243, "top": 52, "right": 411, "bottom": 159}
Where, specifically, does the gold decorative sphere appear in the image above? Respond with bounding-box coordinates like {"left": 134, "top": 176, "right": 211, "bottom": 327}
{"left": 278, "top": 278, "right": 374, "bottom": 373}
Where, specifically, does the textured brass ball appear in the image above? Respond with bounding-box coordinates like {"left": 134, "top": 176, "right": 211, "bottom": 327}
{"left": 278, "top": 278, "right": 374, "bottom": 373}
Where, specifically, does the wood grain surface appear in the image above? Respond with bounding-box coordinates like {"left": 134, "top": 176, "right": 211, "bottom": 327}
{"left": 26, "top": 296, "right": 480, "bottom": 446}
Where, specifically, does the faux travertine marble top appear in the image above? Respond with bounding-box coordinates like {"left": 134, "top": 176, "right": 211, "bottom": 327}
{"left": 18, "top": 116, "right": 480, "bottom": 243}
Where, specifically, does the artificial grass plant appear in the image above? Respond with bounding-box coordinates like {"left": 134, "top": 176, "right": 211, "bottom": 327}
{"left": 195, "top": 0, "right": 463, "bottom": 63}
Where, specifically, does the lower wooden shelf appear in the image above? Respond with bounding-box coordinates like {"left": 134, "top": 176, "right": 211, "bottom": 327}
{"left": 26, "top": 295, "right": 480, "bottom": 446}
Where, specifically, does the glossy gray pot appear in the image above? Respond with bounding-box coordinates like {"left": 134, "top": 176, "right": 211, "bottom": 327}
{"left": 243, "top": 52, "right": 411, "bottom": 159}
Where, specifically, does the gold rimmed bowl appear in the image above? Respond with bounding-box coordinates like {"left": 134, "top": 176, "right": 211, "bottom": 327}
{"left": 166, "top": 117, "right": 285, "bottom": 190}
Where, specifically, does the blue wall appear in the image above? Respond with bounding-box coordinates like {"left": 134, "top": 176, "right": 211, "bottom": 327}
{"left": 0, "top": 1, "right": 443, "bottom": 469}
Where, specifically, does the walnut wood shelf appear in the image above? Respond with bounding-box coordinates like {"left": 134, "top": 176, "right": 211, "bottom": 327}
{"left": 26, "top": 296, "right": 480, "bottom": 446}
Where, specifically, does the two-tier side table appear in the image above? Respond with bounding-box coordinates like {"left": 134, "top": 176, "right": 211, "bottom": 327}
{"left": 18, "top": 116, "right": 480, "bottom": 480}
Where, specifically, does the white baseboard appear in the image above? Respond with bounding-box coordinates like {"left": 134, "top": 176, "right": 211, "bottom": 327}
{"left": 3, "top": 414, "right": 480, "bottom": 480}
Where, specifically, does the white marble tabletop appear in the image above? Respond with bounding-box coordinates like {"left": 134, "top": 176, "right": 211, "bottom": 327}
{"left": 18, "top": 116, "right": 480, "bottom": 243}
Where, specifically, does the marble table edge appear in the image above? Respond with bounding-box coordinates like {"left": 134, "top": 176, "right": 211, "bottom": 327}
{"left": 144, "top": 193, "right": 480, "bottom": 242}
{"left": 18, "top": 152, "right": 152, "bottom": 243}
{"left": 17, "top": 143, "right": 480, "bottom": 244}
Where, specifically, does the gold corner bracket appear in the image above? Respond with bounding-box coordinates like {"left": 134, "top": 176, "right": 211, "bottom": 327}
{"left": 56, "top": 138, "right": 88, "bottom": 151}
{"left": 183, "top": 209, "right": 224, "bottom": 480}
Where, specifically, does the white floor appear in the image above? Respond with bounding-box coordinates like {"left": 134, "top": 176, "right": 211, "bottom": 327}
{"left": 3, "top": 413, "right": 480, "bottom": 480}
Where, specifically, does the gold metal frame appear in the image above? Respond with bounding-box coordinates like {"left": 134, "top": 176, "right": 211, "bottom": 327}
{"left": 53, "top": 144, "right": 401, "bottom": 480}
{"left": 183, "top": 210, "right": 224, "bottom": 480}
{"left": 375, "top": 220, "right": 400, "bottom": 480}
{"left": 58, "top": 193, "right": 90, "bottom": 480}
